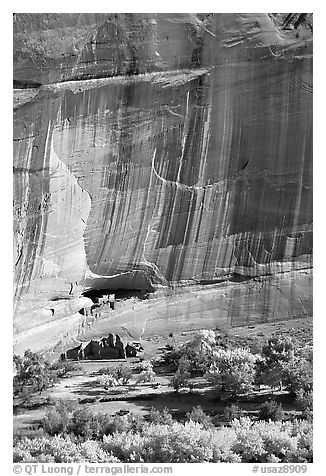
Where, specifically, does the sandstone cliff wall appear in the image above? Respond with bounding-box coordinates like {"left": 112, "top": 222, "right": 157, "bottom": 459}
{"left": 13, "top": 13, "right": 313, "bottom": 345}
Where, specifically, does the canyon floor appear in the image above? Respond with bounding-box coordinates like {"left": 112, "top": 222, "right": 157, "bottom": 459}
{"left": 13, "top": 312, "right": 312, "bottom": 433}
{"left": 13, "top": 269, "right": 312, "bottom": 432}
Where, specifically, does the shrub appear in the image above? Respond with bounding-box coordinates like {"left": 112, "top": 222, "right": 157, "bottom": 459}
{"left": 87, "top": 414, "right": 114, "bottom": 440}
{"left": 161, "top": 348, "right": 182, "bottom": 370}
{"left": 231, "top": 422, "right": 265, "bottom": 462}
{"left": 70, "top": 410, "right": 145, "bottom": 440}
{"left": 169, "top": 357, "right": 191, "bottom": 392}
{"left": 50, "top": 361, "right": 82, "bottom": 378}
{"left": 68, "top": 408, "right": 94, "bottom": 438}
{"left": 43, "top": 401, "right": 75, "bottom": 435}
{"left": 13, "top": 435, "right": 121, "bottom": 463}
{"left": 98, "top": 374, "right": 119, "bottom": 389}
{"left": 186, "top": 406, "right": 213, "bottom": 429}
{"left": 97, "top": 366, "right": 112, "bottom": 375}
{"left": 135, "top": 361, "right": 154, "bottom": 372}
{"left": 223, "top": 404, "right": 245, "bottom": 422}
{"left": 13, "top": 427, "right": 46, "bottom": 442}
{"left": 114, "top": 366, "right": 133, "bottom": 385}
{"left": 102, "top": 420, "right": 239, "bottom": 462}
{"left": 111, "top": 365, "right": 133, "bottom": 384}
{"left": 43, "top": 410, "right": 66, "bottom": 435}
{"left": 14, "top": 417, "right": 313, "bottom": 463}
{"left": 169, "top": 372, "right": 190, "bottom": 392}
{"left": 102, "top": 418, "right": 313, "bottom": 463}
{"left": 135, "top": 363, "right": 156, "bottom": 385}
{"left": 77, "top": 439, "right": 114, "bottom": 462}
{"left": 147, "top": 407, "right": 173, "bottom": 425}
{"left": 103, "top": 413, "right": 147, "bottom": 436}
{"left": 98, "top": 365, "right": 133, "bottom": 386}
{"left": 258, "top": 401, "right": 284, "bottom": 422}
{"left": 121, "top": 413, "right": 147, "bottom": 433}
{"left": 295, "top": 390, "right": 313, "bottom": 419}
{"left": 230, "top": 417, "right": 312, "bottom": 463}
{"left": 13, "top": 446, "right": 55, "bottom": 463}
{"left": 42, "top": 406, "right": 148, "bottom": 441}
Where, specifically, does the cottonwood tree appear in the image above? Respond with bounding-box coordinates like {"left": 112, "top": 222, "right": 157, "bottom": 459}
{"left": 169, "top": 357, "right": 191, "bottom": 392}
{"left": 13, "top": 350, "right": 55, "bottom": 402}
{"left": 256, "top": 336, "right": 296, "bottom": 391}
{"left": 283, "top": 351, "right": 313, "bottom": 397}
{"left": 206, "top": 348, "right": 258, "bottom": 397}
{"left": 174, "top": 330, "right": 217, "bottom": 374}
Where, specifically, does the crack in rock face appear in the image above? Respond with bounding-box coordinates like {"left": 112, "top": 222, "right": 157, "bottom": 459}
{"left": 13, "top": 13, "right": 313, "bottom": 352}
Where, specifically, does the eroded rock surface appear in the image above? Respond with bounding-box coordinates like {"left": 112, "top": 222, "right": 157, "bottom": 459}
{"left": 13, "top": 13, "right": 313, "bottom": 351}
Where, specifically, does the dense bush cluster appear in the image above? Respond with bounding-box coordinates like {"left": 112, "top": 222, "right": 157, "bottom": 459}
{"left": 14, "top": 414, "right": 312, "bottom": 463}
{"left": 135, "top": 362, "right": 156, "bottom": 385}
{"left": 258, "top": 401, "right": 285, "bottom": 422}
{"left": 168, "top": 332, "right": 313, "bottom": 405}
{"left": 97, "top": 365, "right": 132, "bottom": 386}
{"left": 14, "top": 330, "right": 313, "bottom": 463}
{"left": 13, "top": 436, "right": 120, "bottom": 463}
{"left": 295, "top": 390, "right": 313, "bottom": 420}
{"left": 146, "top": 407, "right": 173, "bottom": 425}
{"left": 41, "top": 406, "right": 146, "bottom": 440}
{"left": 223, "top": 404, "right": 245, "bottom": 422}
{"left": 49, "top": 361, "right": 82, "bottom": 378}
{"left": 186, "top": 405, "right": 214, "bottom": 429}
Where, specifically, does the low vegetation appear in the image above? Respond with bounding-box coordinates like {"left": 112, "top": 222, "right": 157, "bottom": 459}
{"left": 258, "top": 401, "right": 285, "bottom": 422}
{"left": 97, "top": 365, "right": 133, "bottom": 388}
{"left": 13, "top": 328, "right": 313, "bottom": 463}
{"left": 14, "top": 406, "right": 312, "bottom": 463}
{"left": 50, "top": 361, "right": 82, "bottom": 378}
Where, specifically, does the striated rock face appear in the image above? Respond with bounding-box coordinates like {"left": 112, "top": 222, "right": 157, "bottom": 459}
{"left": 13, "top": 13, "right": 313, "bottom": 349}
